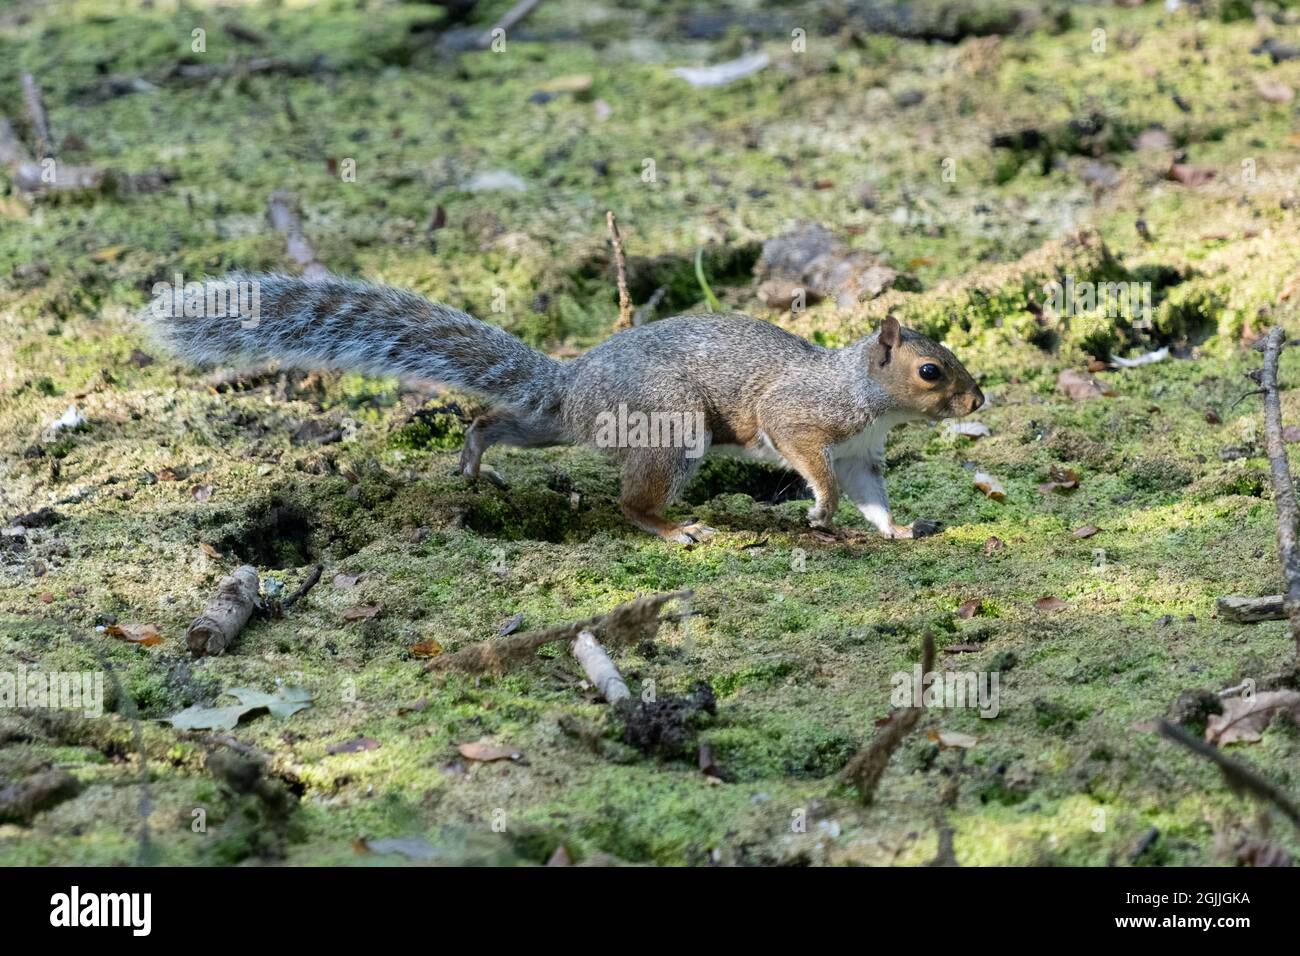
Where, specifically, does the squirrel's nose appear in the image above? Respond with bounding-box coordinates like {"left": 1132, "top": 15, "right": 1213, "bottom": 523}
{"left": 968, "top": 390, "right": 985, "bottom": 414}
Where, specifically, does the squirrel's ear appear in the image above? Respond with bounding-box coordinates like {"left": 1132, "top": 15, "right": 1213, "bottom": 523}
{"left": 877, "top": 315, "right": 902, "bottom": 365}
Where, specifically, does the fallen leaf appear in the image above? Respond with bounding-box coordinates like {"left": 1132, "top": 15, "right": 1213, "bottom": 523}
{"left": 983, "top": 536, "right": 1005, "bottom": 554}
{"left": 1058, "top": 368, "right": 1110, "bottom": 401}
{"left": 929, "top": 729, "right": 978, "bottom": 749}
{"left": 327, "top": 737, "right": 380, "bottom": 754}
{"left": 155, "top": 466, "right": 185, "bottom": 482}
{"left": 1038, "top": 466, "right": 1080, "bottom": 493}
{"left": 1254, "top": 77, "right": 1294, "bottom": 103}
{"left": 944, "top": 421, "right": 991, "bottom": 440}
{"left": 956, "top": 599, "right": 981, "bottom": 620}
{"left": 190, "top": 484, "right": 213, "bottom": 502}
{"left": 1167, "top": 163, "right": 1215, "bottom": 187}
{"left": 106, "top": 623, "right": 164, "bottom": 646}
{"left": 498, "top": 612, "right": 524, "bottom": 636}
{"left": 397, "top": 698, "right": 427, "bottom": 716}
{"left": 39, "top": 591, "right": 54, "bottom": 604}
{"left": 1205, "top": 690, "right": 1300, "bottom": 745}
{"left": 342, "top": 604, "right": 381, "bottom": 621}
{"left": 1111, "top": 346, "right": 1170, "bottom": 368}
{"left": 199, "top": 542, "right": 222, "bottom": 558}
{"left": 538, "top": 73, "right": 593, "bottom": 94}
{"left": 1034, "top": 596, "right": 1068, "bottom": 611}
{"left": 166, "top": 686, "right": 312, "bottom": 731}
{"left": 457, "top": 741, "right": 522, "bottom": 762}
{"left": 332, "top": 572, "right": 362, "bottom": 588}
{"left": 973, "top": 471, "right": 1006, "bottom": 500}
{"left": 1072, "top": 524, "right": 1102, "bottom": 539}
{"left": 672, "top": 51, "right": 769, "bottom": 88}
{"left": 89, "top": 245, "right": 128, "bottom": 263}
{"left": 1283, "top": 425, "right": 1300, "bottom": 443}
{"left": 1204, "top": 409, "right": 1222, "bottom": 425}
{"left": 408, "top": 638, "right": 443, "bottom": 658}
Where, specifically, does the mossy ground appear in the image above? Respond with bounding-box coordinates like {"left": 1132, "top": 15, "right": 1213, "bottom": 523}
{"left": 1, "top": 0, "right": 1299, "bottom": 865}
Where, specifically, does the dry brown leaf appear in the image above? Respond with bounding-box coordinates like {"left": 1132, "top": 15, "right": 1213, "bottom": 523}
{"left": 1283, "top": 425, "right": 1300, "bottom": 443}
{"left": 956, "top": 599, "right": 981, "bottom": 620}
{"left": 973, "top": 471, "right": 1006, "bottom": 500}
{"left": 538, "top": 74, "right": 593, "bottom": 94}
{"left": 1058, "top": 368, "right": 1110, "bottom": 401}
{"left": 199, "top": 542, "right": 222, "bottom": 558}
{"left": 408, "top": 638, "right": 443, "bottom": 658}
{"left": 106, "top": 623, "right": 164, "bottom": 646}
{"left": 190, "top": 484, "right": 213, "bottom": 502}
{"left": 1255, "top": 77, "right": 1294, "bottom": 103}
{"left": 1167, "top": 163, "right": 1215, "bottom": 187}
{"left": 983, "top": 536, "right": 1005, "bottom": 554}
{"left": 1205, "top": 690, "right": 1300, "bottom": 746}
{"left": 1072, "top": 524, "right": 1101, "bottom": 538}
{"left": 1034, "top": 596, "right": 1068, "bottom": 611}
{"left": 39, "top": 591, "right": 54, "bottom": 604}
{"left": 457, "top": 741, "right": 522, "bottom": 762}
{"left": 332, "top": 572, "right": 362, "bottom": 588}
{"left": 1038, "top": 466, "right": 1080, "bottom": 494}
{"left": 341, "top": 604, "right": 382, "bottom": 622}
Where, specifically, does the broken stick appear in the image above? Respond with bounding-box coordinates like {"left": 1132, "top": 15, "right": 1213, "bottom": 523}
{"left": 20, "top": 73, "right": 51, "bottom": 159}
{"left": 428, "top": 590, "right": 690, "bottom": 675}
{"left": 606, "top": 210, "right": 634, "bottom": 330}
{"left": 843, "top": 633, "right": 935, "bottom": 804}
{"left": 1216, "top": 594, "right": 1286, "bottom": 624}
{"left": 1256, "top": 326, "right": 1300, "bottom": 657}
{"left": 571, "top": 629, "right": 630, "bottom": 703}
{"left": 186, "top": 565, "right": 261, "bottom": 656}
{"left": 267, "top": 189, "right": 328, "bottom": 280}
{"left": 477, "top": 0, "right": 545, "bottom": 49}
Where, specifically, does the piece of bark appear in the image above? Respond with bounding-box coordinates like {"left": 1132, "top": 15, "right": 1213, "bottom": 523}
{"left": 0, "top": 769, "right": 80, "bottom": 824}
{"left": 1217, "top": 595, "right": 1286, "bottom": 623}
{"left": 186, "top": 565, "right": 261, "bottom": 656}
{"left": 754, "top": 222, "right": 902, "bottom": 309}
{"left": 571, "top": 629, "right": 630, "bottom": 703}
{"left": 428, "top": 590, "right": 690, "bottom": 675}
{"left": 20, "top": 73, "right": 52, "bottom": 159}
{"left": 267, "top": 189, "right": 328, "bottom": 280}
{"left": 1256, "top": 327, "right": 1300, "bottom": 656}
{"left": 843, "top": 633, "right": 935, "bottom": 803}
{"left": 478, "top": 0, "right": 544, "bottom": 49}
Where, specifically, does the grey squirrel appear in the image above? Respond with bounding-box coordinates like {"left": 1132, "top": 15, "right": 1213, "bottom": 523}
{"left": 146, "top": 272, "right": 984, "bottom": 543}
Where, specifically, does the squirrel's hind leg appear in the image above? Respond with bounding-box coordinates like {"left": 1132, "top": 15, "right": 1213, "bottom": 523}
{"left": 618, "top": 448, "right": 713, "bottom": 545}
{"left": 459, "top": 409, "right": 566, "bottom": 485}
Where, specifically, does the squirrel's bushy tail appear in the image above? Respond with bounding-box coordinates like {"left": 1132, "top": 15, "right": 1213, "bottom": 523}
{"left": 143, "top": 272, "right": 563, "bottom": 413}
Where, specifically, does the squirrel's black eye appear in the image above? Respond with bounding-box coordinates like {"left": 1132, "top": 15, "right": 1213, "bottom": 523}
{"left": 918, "top": 363, "right": 942, "bottom": 382}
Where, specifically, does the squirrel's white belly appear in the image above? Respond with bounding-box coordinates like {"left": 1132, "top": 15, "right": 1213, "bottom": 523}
{"left": 710, "top": 431, "right": 792, "bottom": 468}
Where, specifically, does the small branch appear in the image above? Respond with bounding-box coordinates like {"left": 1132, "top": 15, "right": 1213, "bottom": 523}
{"left": 843, "top": 633, "right": 936, "bottom": 804}
{"left": 186, "top": 565, "right": 261, "bottom": 657}
{"left": 1256, "top": 326, "right": 1300, "bottom": 658}
{"left": 428, "top": 590, "right": 690, "bottom": 675}
{"left": 20, "top": 73, "right": 52, "bottom": 159}
{"left": 632, "top": 285, "right": 667, "bottom": 327}
{"left": 1157, "top": 719, "right": 1300, "bottom": 831}
{"left": 477, "top": 0, "right": 544, "bottom": 49}
{"left": 267, "top": 189, "right": 328, "bottom": 280}
{"left": 571, "top": 629, "right": 630, "bottom": 703}
{"left": 280, "top": 563, "right": 323, "bottom": 611}
{"left": 606, "top": 211, "right": 634, "bottom": 330}
{"left": 1216, "top": 595, "right": 1286, "bottom": 623}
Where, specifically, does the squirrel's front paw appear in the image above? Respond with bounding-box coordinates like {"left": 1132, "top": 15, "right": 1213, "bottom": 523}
{"left": 884, "top": 522, "right": 914, "bottom": 540}
{"left": 806, "top": 505, "right": 835, "bottom": 531}
{"left": 669, "top": 521, "right": 716, "bottom": 546}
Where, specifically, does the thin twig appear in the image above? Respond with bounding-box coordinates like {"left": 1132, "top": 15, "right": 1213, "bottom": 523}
{"left": 267, "top": 189, "right": 328, "bottom": 280}
{"left": 20, "top": 73, "right": 51, "bottom": 158}
{"left": 1158, "top": 720, "right": 1300, "bottom": 830}
{"left": 606, "top": 210, "right": 634, "bottom": 330}
{"left": 1256, "top": 326, "right": 1300, "bottom": 658}
{"left": 477, "top": 0, "right": 544, "bottom": 49}
{"left": 843, "top": 633, "right": 935, "bottom": 803}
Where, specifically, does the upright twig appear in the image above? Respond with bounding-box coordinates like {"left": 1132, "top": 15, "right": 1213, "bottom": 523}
{"left": 267, "top": 189, "right": 328, "bottom": 280}
{"left": 20, "top": 73, "right": 52, "bottom": 158}
{"left": 1256, "top": 327, "right": 1300, "bottom": 658}
{"left": 606, "top": 211, "right": 634, "bottom": 329}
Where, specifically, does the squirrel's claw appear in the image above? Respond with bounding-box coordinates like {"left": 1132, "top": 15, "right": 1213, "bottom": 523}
{"left": 806, "top": 506, "right": 835, "bottom": 531}
{"left": 886, "top": 522, "right": 914, "bottom": 540}
{"left": 670, "top": 521, "right": 717, "bottom": 546}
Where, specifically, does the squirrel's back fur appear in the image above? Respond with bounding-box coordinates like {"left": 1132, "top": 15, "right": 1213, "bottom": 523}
{"left": 143, "top": 272, "right": 562, "bottom": 416}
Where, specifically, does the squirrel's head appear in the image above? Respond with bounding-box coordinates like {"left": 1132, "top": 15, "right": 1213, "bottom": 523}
{"left": 866, "top": 315, "right": 984, "bottom": 420}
